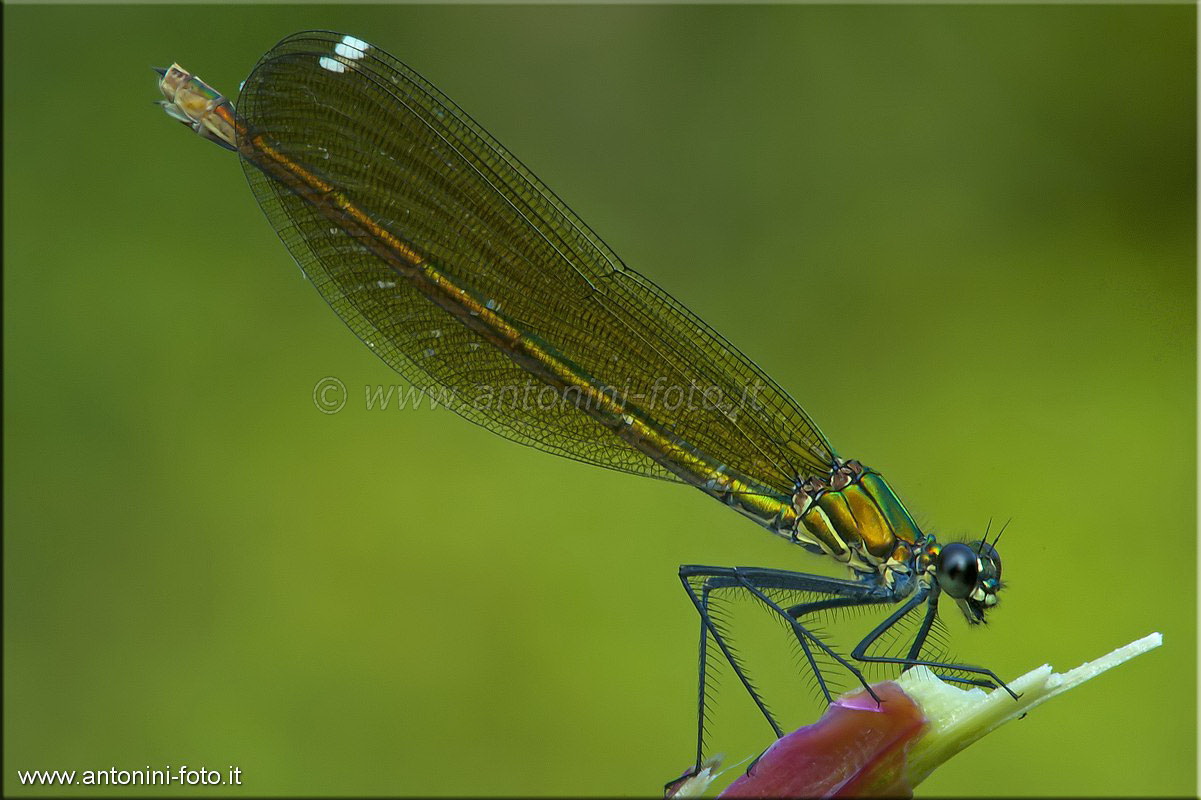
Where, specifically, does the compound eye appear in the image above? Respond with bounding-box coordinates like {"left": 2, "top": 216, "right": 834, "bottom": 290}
{"left": 937, "top": 542, "right": 979, "bottom": 599}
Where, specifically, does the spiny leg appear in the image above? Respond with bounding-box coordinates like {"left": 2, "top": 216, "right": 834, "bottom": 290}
{"left": 697, "top": 573, "right": 783, "bottom": 736}
{"left": 896, "top": 584, "right": 993, "bottom": 688}
{"left": 691, "top": 607, "right": 708, "bottom": 774}
{"left": 734, "top": 574, "right": 882, "bottom": 707}
{"left": 675, "top": 567, "right": 783, "bottom": 782}
{"left": 850, "top": 585, "right": 1019, "bottom": 699}
{"left": 673, "top": 564, "right": 919, "bottom": 783}
{"left": 781, "top": 592, "right": 898, "bottom": 702}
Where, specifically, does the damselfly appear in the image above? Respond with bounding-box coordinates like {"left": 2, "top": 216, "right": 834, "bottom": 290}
{"left": 155, "top": 31, "right": 1015, "bottom": 782}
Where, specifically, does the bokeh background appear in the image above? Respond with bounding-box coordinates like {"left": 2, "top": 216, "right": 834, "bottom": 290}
{"left": 4, "top": 4, "right": 1195, "bottom": 797}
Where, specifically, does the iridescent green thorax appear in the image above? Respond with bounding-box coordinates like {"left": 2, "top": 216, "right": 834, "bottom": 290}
{"left": 791, "top": 459, "right": 924, "bottom": 577}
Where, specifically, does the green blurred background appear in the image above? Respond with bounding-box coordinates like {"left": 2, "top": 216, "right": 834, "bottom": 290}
{"left": 4, "top": 4, "right": 1195, "bottom": 796}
